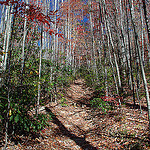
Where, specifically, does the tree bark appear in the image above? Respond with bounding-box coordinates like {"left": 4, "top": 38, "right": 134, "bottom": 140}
{"left": 142, "top": 0, "right": 150, "bottom": 42}
{"left": 129, "top": 0, "right": 150, "bottom": 133}
{"left": 36, "top": 25, "right": 43, "bottom": 116}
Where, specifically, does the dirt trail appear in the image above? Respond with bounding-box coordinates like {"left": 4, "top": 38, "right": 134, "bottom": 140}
{"left": 43, "top": 79, "right": 99, "bottom": 150}
{"left": 4, "top": 79, "right": 149, "bottom": 150}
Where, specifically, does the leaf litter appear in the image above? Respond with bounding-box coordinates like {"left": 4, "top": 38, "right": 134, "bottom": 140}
{"left": 1, "top": 79, "right": 149, "bottom": 150}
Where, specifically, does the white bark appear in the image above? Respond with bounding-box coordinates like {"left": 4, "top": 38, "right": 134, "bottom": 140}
{"left": 108, "top": 38, "right": 121, "bottom": 106}
{"left": 0, "top": 5, "right": 5, "bottom": 34}
{"left": 89, "top": 0, "right": 97, "bottom": 75}
{"left": 139, "top": 0, "right": 145, "bottom": 65}
{"left": 103, "top": 4, "right": 122, "bottom": 90}
{"left": 2, "top": 5, "right": 12, "bottom": 71}
{"left": 3, "top": 3, "right": 14, "bottom": 149}
{"left": 129, "top": 0, "right": 150, "bottom": 131}
{"left": 21, "top": 0, "right": 29, "bottom": 71}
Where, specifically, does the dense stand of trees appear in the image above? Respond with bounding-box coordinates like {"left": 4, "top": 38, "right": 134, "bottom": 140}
{"left": 0, "top": 0, "right": 149, "bottom": 148}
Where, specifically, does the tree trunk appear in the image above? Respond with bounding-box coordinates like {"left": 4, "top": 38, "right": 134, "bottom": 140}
{"left": 4, "top": 3, "right": 14, "bottom": 149}
{"left": 102, "top": 0, "right": 122, "bottom": 96}
{"left": 36, "top": 25, "right": 43, "bottom": 116}
{"left": 125, "top": 1, "right": 136, "bottom": 106}
{"left": 129, "top": 0, "right": 150, "bottom": 133}
{"left": 89, "top": 0, "right": 98, "bottom": 78}
{"left": 142, "top": 0, "right": 150, "bottom": 42}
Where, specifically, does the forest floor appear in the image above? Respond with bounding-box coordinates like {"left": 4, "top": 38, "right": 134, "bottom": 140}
{"left": 2, "top": 79, "right": 150, "bottom": 150}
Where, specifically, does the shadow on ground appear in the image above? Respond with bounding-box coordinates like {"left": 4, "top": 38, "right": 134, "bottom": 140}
{"left": 125, "top": 103, "right": 148, "bottom": 111}
{"left": 45, "top": 107, "right": 97, "bottom": 150}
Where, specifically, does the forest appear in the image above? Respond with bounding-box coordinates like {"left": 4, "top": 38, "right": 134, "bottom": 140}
{"left": 0, "top": 0, "right": 150, "bottom": 149}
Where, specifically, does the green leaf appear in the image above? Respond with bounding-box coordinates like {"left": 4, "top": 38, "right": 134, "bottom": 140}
{"left": 0, "top": 115, "right": 3, "bottom": 119}
{"left": 0, "top": 104, "right": 3, "bottom": 108}
{"left": 19, "top": 115, "right": 23, "bottom": 123}
{"left": 27, "top": 127, "right": 29, "bottom": 132}
{"left": 0, "top": 96, "right": 8, "bottom": 100}
{"left": 14, "top": 114, "right": 19, "bottom": 123}
{"left": 3, "top": 110, "right": 7, "bottom": 113}
{"left": 9, "top": 115, "right": 14, "bottom": 121}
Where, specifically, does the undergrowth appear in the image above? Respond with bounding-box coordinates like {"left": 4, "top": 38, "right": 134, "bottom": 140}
{"left": 75, "top": 65, "right": 120, "bottom": 111}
